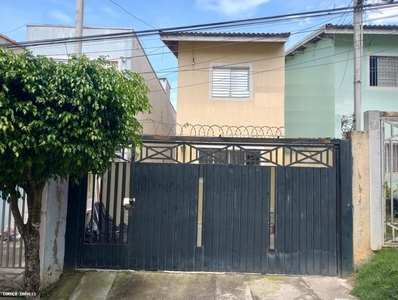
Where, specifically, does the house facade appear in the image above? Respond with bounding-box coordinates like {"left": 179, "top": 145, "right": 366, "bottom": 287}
{"left": 285, "top": 24, "right": 398, "bottom": 138}
{"left": 26, "top": 25, "right": 176, "bottom": 135}
{"left": 160, "top": 32, "right": 289, "bottom": 136}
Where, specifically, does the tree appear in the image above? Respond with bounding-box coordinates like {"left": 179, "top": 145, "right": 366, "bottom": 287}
{"left": 0, "top": 48, "right": 150, "bottom": 298}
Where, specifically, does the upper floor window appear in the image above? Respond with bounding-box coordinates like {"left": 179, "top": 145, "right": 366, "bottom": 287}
{"left": 370, "top": 56, "right": 398, "bottom": 87}
{"left": 212, "top": 67, "right": 250, "bottom": 98}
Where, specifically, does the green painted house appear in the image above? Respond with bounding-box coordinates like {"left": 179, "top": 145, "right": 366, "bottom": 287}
{"left": 285, "top": 24, "right": 398, "bottom": 138}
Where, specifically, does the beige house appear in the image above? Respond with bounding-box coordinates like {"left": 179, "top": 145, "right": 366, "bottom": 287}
{"left": 160, "top": 32, "right": 289, "bottom": 135}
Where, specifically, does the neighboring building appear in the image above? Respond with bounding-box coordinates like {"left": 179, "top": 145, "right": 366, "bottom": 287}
{"left": 26, "top": 25, "right": 176, "bottom": 135}
{"left": 0, "top": 32, "right": 25, "bottom": 53}
{"left": 160, "top": 32, "right": 289, "bottom": 135}
{"left": 285, "top": 24, "right": 398, "bottom": 138}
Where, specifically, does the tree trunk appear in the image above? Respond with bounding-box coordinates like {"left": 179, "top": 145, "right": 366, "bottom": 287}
{"left": 10, "top": 182, "right": 45, "bottom": 300}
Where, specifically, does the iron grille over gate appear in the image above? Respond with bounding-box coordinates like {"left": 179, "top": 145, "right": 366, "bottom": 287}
{"left": 65, "top": 135, "right": 353, "bottom": 276}
{"left": 137, "top": 135, "right": 335, "bottom": 167}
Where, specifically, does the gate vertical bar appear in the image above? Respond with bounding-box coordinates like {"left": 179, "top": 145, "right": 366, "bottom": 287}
{"left": 338, "top": 139, "right": 353, "bottom": 276}
{"left": 128, "top": 146, "right": 135, "bottom": 269}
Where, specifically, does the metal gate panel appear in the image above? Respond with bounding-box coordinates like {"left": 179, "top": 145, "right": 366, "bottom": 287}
{"left": 66, "top": 136, "right": 352, "bottom": 276}
{"left": 275, "top": 167, "right": 337, "bottom": 275}
{"left": 130, "top": 163, "right": 198, "bottom": 271}
{"left": 202, "top": 164, "right": 271, "bottom": 273}
{"left": 78, "top": 163, "right": 130, "bottom": 269}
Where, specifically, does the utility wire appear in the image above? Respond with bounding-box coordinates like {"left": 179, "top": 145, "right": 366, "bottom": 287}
{"left": 2, "top": 1, "right": 398, "bottom": 97}
{"left": 109, "top": 0, "right": 157, "bottom": 30}
{"left": 2, "top": 1, "right": 397, "bottom": 49}
{"left": 22, "top": 10, "right": 398, "bottom": 77}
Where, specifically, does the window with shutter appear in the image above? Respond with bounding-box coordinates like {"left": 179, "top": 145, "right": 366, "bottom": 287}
{"left": 212, "top": 67, "right": 250, "bottom": 98}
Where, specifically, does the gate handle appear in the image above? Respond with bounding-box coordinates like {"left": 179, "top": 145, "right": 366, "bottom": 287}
{"left": 123, "top": 198, "right": 136, "bottom": 209}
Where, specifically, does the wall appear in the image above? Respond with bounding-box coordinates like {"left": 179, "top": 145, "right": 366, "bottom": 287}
{"left": 334, "top": 34, "right": 398, "bottom": 137}
{"left": 349, "top": 131, "right": 373, "bottom": 265}
{"left": 285, "top": 38, "right": 336, "bottom": 138}
{"left": 176, "top": 41, "right": 285, "bottom": 128}
{"left": 130, "top": 38, "right": 176, "bottom": 135}
{"left": 286, "top": 32, "right": 398, "bottom": 139}
{"left": 40, "top": 178, "right": 69, "bottom": 287}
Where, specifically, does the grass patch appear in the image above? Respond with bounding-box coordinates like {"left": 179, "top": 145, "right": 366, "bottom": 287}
{"left": 351, "top": 248, "right": 398, "bottom": 300}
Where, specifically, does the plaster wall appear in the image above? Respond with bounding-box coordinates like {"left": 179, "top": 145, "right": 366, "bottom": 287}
{"left": 334, "top": 35, "right": 398, "bottom": 137}
{"left": 176, "top": 41, "right": 285, "bottom": 128}
{"left": 349, "top": 131, "right": 373, "bottom": 265}
{"left": 131, "top": 38, "right": 176, "bottom": 134}
{"left": 40, "top": 178, "right": 69, "bottom": 287}
{"left": 285, "top": 38, "right": 335, "bottom": 138}
{"left": 286, "top": 33, "right": 398, "bottom": 139}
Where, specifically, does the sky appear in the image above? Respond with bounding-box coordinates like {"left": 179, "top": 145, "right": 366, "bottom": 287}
{"left": 1, "top": 0, "right": 398, "bottom": 108}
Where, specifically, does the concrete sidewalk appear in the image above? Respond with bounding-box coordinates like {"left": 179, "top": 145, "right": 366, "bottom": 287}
{"left": 42, "top": 270, "right": 357, "bottom": 300}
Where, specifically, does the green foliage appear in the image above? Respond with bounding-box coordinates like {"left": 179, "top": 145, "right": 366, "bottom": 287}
{"left": 0, "top": 48, "right": 150, "bottom": 196}
{"left": 351, "top": 248, "right": 398, "bottom": 300}
{"left": 385, "top": 181, "right": 391, "bottom": 202}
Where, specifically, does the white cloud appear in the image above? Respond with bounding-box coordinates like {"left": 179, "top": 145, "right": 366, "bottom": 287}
{"left": 101, "top": 7, "right": 119, "bottom": 18}
{"left": 366, "top": 7, "right": 398, "bottom": 25}
{"left": 50, "top": 10, "right": 73, "bottom": 24}
{"left": 196, "top": 0, "right": 270, "bottom": 16}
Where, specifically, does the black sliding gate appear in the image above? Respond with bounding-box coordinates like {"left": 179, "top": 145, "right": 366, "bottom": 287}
{"left": 65, "top": 136, "right": 353, "bottom": 275}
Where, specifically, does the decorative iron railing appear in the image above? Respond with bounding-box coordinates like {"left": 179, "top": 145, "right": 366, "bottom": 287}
{"left": 135, "top": 136, "right": 338, "bottom": 168}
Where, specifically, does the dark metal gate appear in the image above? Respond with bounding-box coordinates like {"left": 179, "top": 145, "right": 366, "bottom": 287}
{"left": 65, "top": 136, "right": 353, "bottom": 276}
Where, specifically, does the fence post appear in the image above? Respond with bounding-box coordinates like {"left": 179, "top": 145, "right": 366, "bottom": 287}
{"left": 364, "top": 111, "right": 383, "bottom": 250}
{"left": 348, "top": 131, "right": 373, "bottom": 266}
{"left": 39, "top": 178, "right": 69, "bottom": 287}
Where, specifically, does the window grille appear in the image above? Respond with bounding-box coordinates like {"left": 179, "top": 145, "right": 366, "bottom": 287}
{"left": 370, "top": 56, "right": 398, "bottom": 87}
{"left": 197, "top": 148, "right": 260, "bottom": 165}
{"left": 384, "top": 141, "right": 398, "bottom": 173}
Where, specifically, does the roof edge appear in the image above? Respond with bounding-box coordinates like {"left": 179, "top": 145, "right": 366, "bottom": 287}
{"left": 286, "top": 23, "right": 398, "bottom": 58}
{"left": 160, "top": 31, "right": 290, "bottom": 58}
{"left": 0, "top": 33, "right": 25, "bottom": 49}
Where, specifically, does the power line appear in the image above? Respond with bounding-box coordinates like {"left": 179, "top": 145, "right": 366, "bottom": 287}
{"left": 22, "top": 10, "right": 397, "bottom": 80}
{"left": 109, "top": 0, "right": 157, "bottom": 30}
{"left": 17, "top": 13, "right": 397, "bottom": 87}
{"left": 2, "top": 1, "right": 397, "bottom": 49}
{"left": 2, "top": 1, "right": 398, "bottom": 100}
{"left": 146, "top": 31, "right": 398, "bottom": 94}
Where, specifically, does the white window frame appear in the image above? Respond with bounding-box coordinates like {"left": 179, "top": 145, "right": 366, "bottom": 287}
{"left": 210, "top": 63, "right": 252, "bottom": 99}
{"left": 369, "top": 54, "right": 398, "bottom": 89}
